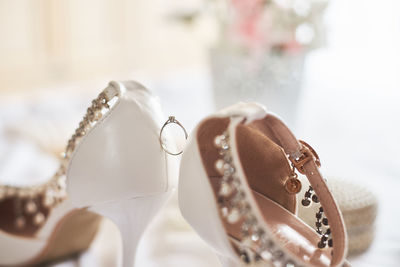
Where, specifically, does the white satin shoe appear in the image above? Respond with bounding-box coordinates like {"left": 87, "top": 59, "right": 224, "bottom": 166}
{"left": 0, "top": 81, "right": 177, "bottom": 267}
{"left": 179, "top": 102, "right": 351, "bottom": 267}
{"left": 66, "top": 81, "right": 178, "bottom": 267}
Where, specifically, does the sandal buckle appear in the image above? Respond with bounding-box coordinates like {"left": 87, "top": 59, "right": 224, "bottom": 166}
{"left": 290, "top": 140, "right": 321, "bottom": 174}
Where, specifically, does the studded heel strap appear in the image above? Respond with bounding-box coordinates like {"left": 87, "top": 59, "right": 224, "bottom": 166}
{"left": 0, "top": 83, "right": 119, "bottom": 237}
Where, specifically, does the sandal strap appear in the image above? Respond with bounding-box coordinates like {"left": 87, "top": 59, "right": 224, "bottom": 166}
{"left": 263, "top": 113, "right": 348, "bottom": 266}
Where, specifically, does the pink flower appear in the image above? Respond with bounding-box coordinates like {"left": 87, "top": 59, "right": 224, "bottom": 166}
{"left": 230, "top": 0, "right": 265, "bottom": 49}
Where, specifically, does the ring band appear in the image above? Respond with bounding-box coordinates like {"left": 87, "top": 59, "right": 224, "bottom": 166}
{"left": 159, "top": 116, "right": 188, "bottom": 156}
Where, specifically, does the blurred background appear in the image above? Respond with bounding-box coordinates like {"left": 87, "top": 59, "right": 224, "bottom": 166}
{"left": 0, "top": 0, "right": 399, "bottom": 266}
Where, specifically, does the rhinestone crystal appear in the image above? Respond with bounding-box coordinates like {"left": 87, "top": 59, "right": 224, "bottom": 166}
{"left": 227, "top": 208, "right": 241, "bottom": 224}
{"left": 0, "top": 89, "right": 118, "bottom": 232}
{"left": 251, "top": 229, "right": 265, "bottom": 242}
{"left": 260, "top": 250, "right": 273, "bottom": 261}
{"left": 214, "top": 135, "right": 226, "bottom": 148}
{"left": 43, "top": 192, "right": 54, "bottom": 207}
{"left": 33, "top": 213, "right": 45, "bottom": 226}
{"left": 219, "top": 182, "right": 233, "bottom": 197}
{"left": 215, "top": 159, "right": 225, "bottom": 173}
{"left": 25, "top": 200, "right": 37, "bottom": 214}
{"left": 221, "top": 206, "right": 229, "bottom": 218}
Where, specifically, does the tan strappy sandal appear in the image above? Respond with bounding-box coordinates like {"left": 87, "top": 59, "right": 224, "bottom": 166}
{"left": 179, "top": 102, "right": 351, "bottom": 267}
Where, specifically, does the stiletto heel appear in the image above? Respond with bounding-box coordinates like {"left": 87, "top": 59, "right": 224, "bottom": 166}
{"left": 65, "top": 81, "right": 177, "bottom": 267}
{"left": 0, "top": 80, "right": 177, "bottom": 266}
{"left": 89, "top": 191, "right": 174, "bottom": 267}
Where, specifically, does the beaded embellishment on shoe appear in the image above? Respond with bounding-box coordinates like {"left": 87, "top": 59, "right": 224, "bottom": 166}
{"left": 0, "top": 88, "right": 119, "bottom": 236}
{"left": 289, "top": 140, "right": 333, "bottom": 249}
{"left": 301, "top": 186, "right": 333, "bottom": 248}
{"left": 214, "top": 131, "right": 298, "bottom": 267}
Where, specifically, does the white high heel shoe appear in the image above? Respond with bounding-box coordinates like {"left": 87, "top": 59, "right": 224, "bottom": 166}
{"left": 179, "top": 102, "right": 350, "bottom": 267}
{"left": 66, "top": 81, "right": 178, "bottom": 267}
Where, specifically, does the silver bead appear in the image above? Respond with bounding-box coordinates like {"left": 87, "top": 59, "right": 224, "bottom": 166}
{"left": 215, "top": 159, "right": 225, "bottom": 173}
{"left": 214, "top": 135, "right": 226, "bottom": 148}
{"left": 25, "top": 200, "right": 37, "bottom": 214}
{"left": 227, "top": 208, "right": 241, "bottom": 224}
{"left": 57, "top": 177, "right": 66, "bottom": 190}
{"left": 221, "top": 142, "right": 229, "bottom": 150}
{"left": 285, "top": 260, "right": 296, "bottom": 267}
{"left": 219, "top": 182, "right": 233, "bottom": 197}
{"left": 94, "top": 110, "right": 102, "bottom": 121}
{"left": 43, "top": 191, "right": 54, "bottom": 207}
{"left": 260, "top": 249, "right": 273, "bottom": 261}
{"left": 33, "top": 212, "right": 45, "bottom": 226}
